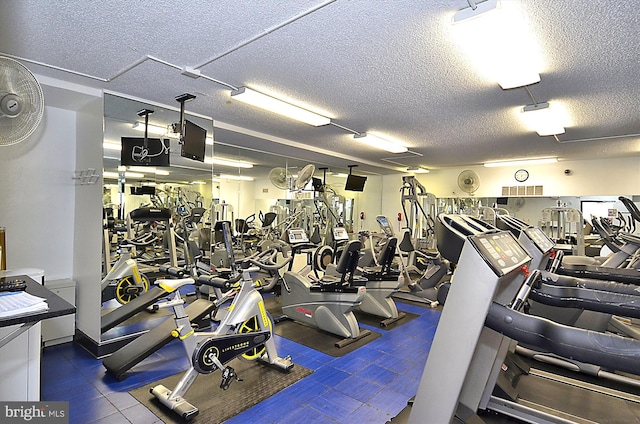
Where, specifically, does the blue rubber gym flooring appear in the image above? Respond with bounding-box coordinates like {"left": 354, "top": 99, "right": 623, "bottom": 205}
{"left": 41, "top": 301, "right": 440, "bottom": 423}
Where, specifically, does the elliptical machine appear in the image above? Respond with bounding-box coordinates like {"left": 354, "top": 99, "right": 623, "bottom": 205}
{"left": 280, "top": 231, "right": 371, "bottom": 347}
{"left": 371, "top": 215, "right": 447, "bottom": 306}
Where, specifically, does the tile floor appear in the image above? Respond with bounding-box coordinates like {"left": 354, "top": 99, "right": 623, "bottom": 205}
{"left": 41, "top": 300, "right": 440, "bottom": 423}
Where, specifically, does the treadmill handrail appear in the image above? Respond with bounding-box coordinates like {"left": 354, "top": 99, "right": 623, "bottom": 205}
{"left": 540, "top": 270, "right": 640, "bottom": 296}
{"left": 529, "top": 282, "right": 640, "bottom": 319}
{"left": 486, "top": 302, "right": 640, "bottom": 376}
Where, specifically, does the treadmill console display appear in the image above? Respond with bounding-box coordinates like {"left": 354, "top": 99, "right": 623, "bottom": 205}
{"left": 470, "top": 231, "right": 531, "bottom": 276}
{"left": 287, "top": 228, "right": 310, "bottom": 244}
{"left": 376, "top": 215, "right": 394, "bottom": 237}
{"left": 333, "top": 227, "right": 349, "bottom": 241}
{"left": 523, "top": 227, "right": 555, "bottom": 254}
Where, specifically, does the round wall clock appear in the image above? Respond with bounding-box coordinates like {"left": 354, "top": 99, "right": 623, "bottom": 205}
{"left": 514, "top": 169, "right": 529, "bottom": 182}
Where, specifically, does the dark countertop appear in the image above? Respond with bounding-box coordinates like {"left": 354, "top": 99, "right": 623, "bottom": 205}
{"left": 0, "top": 275, "right": 76, "bottom": 328}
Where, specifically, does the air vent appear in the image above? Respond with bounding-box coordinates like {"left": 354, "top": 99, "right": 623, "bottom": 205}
{"left": 502, "top": 185, "right": 543, "bottom": 196}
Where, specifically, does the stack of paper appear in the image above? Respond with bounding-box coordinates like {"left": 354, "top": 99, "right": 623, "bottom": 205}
{"left": 0, "top": 291, "right": 49, "bottom": 318}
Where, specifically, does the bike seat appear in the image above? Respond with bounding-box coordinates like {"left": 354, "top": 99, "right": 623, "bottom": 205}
{"left": 310, "top": 281, "right": 361, "bottom": 293}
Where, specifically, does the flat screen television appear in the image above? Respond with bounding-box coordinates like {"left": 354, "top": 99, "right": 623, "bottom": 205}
{"left": 130, "top": 186, "right": 156, "bottom": 195}
{"left": 345, "top": 174, "right": 367, "bottom": 192}
{"left": 312, "top": 177, "right": 324, "bottom": 193}
{"left": 496, "top": 197, "right": 508, "bottom": 205}
{"left": 181, "top": 120, "right": 207, "bottom": 162}
{"left": 121, "top": 137, "right": 170, "bottom": 167}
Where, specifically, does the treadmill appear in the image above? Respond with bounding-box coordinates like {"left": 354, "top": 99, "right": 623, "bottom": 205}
{"left": 497, "top": 214, "right": 640, "bottom": 284}
{"left": 392, "top": 214, "right": 640, "bottom": 424}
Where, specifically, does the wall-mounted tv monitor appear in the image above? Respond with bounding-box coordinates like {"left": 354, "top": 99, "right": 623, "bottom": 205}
{"left": 181, "top": 119, "right": 207, "bottom": 162}
{"left": 312, "top": 177, "right": 324, "bottom": 193}
{"left": 130, "top": 186, "right": 156, "bottom": 195}
{"left": 121, "top": 137, "right": 170, "bottom": 167}
{"left": 345, "top": 174, "right": 367, "bottom": 192}
{"left": 496, "top": 197, "right": 508, "bottom": 205}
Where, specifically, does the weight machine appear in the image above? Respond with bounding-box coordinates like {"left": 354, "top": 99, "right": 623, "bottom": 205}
{"left": 400, "top": 176, "right": 437, "bottom": 250}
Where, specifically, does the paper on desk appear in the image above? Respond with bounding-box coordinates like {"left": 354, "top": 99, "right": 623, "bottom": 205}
{"left": 0, "top": 291, "right": 49, "bottom": 318}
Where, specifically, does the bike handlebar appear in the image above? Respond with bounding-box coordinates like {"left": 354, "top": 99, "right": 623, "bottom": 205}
{"left": 159, "top": 266, "right": 186, "bottom": 278}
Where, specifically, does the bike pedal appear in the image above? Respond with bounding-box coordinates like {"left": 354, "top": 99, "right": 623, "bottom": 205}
{"left": 220, "top": 366, "right": 243, "bottom": 390}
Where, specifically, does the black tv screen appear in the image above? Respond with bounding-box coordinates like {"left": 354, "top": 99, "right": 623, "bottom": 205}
{"left": 130, "top": 185, "right": 156, "bottom": 196}
{"left": 121, "top": 137, "right": 170, "bottom": 167}
{"left": 496, "top": 197, "right": 508, "bottom": 205}
{"left": 312, "top": 177, "right": 324, "bottom": 193}
{"left": 181, "top": 120, "right": 207, "bottom": 162}
{"left": 345, "top": 174, "right": 367, "bottom": 192}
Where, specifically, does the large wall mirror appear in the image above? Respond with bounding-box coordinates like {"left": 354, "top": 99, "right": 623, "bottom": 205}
{"left": 101, "top": 93, "right": 215, "bottom": 343}
{"left": 99, "top": 93, "right": 373, "bottom": 345}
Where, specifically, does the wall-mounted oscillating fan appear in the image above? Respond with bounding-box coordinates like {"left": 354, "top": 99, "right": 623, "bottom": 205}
{"left": 294, "top": 164, "right": 315, "bottom": 190}
{"left": 457, "top": 170, "right": 480, "bottom": 195}
{"left": 513, "top": 197, "right": 526, "bottom": 211}
{"left": 268, "top": 167, "right": 293, "bottom": 190}
{"left": 0, "top": 57, "right": 44, "bottom": 146}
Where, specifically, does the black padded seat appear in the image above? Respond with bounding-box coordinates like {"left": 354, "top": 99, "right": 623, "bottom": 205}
{"left": 129, "top": 207, "right": 172, "bottom": 222}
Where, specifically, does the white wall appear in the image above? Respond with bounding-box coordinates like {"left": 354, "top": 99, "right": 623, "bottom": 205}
{"left": 0, "top": 76, "right": 104, "bottom": 343}
{"left": 375, "top": 157, "right": 640, "bottom": 234}
{"left": 395, "top": 158, "right": 640, "bottom": 199}
{"left": 73, "top": 97, "right": 104, "bottom": 341}
{"left": 0, "top": 106, "right": 76, "bottom": 278}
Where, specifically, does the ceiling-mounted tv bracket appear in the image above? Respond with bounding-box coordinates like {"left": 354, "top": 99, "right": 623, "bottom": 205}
{"left": 318, "top": 167, "right": 329, "bottom": 185}
{"left": 173, "top": 93, "right": 196, "bottom": 144}
{"left": 136, "top": 108, "right": 154, "bottom": 156}
{"left": 348, "top": 165, "right": 358, "bottom": 174}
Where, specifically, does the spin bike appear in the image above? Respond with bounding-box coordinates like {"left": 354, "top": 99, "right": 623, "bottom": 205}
{"left": 151, "top": 223, "right": 294, "bottom": 421}
{"left": 101, "top": 240, "right": 152, "bottom": 304}
{"left": 102, "top": 207, "right": 174, "bottom": 304}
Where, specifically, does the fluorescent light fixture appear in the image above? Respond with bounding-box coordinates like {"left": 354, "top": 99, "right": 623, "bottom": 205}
{"left": 451, "top": 0, "right": 543, "bottom": 89}
{"left": 407, "top": 166, "right": 430, "bottom": 173}
{"left": 484, "top": 157, "right": 558, "bottom": 167}
{"left": 521, "top": 102, "right": 565, "bottom": 136}
{"left": 354, "top": 133, "right": 408, "bottom": 154}
{"left": 230, "top": 87, "right": 331, "bottom": 126}
{"left": 190, "top": 181, "right": 207, "bottom": 185}
{"left": 219, "top": 174, "right": 255, "bottom": 181}
{"left": 103, "top": 141, "right": 121, "bottom": 151}
{"left": 132, "top": 121, "right": 168, "bottom": 135}
{"left": 204, "top": 157, "right": 254, "bottom": 169}
{"left": 103, "top": 171, "right": 145, "bottom": 179}
{"left": 206, "top": 137, "right": 213, "bottom": 145}
{"left": 128, "top": 166, "right": 170, "bottom": 176}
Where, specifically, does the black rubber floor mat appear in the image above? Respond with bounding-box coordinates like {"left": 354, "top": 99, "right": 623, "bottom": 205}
{"left": 273, "top": 319, "right": 381, "bottom": 356}
{"left": 130, "top": 358, "right": 312, "bottom": 424}
{"left": 353, "top": 309, "right": 420, "bottom": 330}
{"left": 263, "top": 296, "right": 382, "bottom": 356}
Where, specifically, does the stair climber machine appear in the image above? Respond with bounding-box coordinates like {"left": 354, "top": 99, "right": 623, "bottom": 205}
{"left": 150, "top": 222, "right": 294, "bottom": 420}
{"left": 372, "top": 215, "right": 448, "bottom": 307}
{"left": 279, "top": 227, "right": 372, "bottom": 348}
{"left": 391, "top": 217, "right": 640, "bottom": 424}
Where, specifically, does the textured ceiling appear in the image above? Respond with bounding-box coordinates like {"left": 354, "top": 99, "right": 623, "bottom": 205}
{"left": 2, "top": 0, "right": 639, "bottom": 176}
